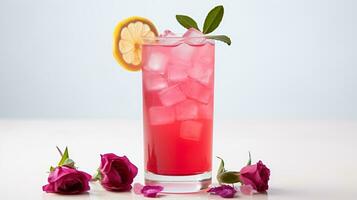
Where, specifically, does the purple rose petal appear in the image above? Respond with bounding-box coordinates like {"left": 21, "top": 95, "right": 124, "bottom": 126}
{"left": 141, "top": 185, "right": 164, "bottom": 198}
{"left": 208, "top": 185, "right": 237, "bottom": 198}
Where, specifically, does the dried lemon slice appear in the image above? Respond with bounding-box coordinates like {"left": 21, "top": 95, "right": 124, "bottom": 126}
{"left": 113, "top": 16, "right": 158, "bottom": 71}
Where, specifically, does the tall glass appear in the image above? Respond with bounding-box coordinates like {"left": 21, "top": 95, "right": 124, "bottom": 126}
{"left": 141, "top": 36, "right": 214, "bottom": 193}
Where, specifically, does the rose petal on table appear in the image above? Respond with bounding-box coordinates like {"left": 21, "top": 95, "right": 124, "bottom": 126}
{"left": 240, "top": 184, "right": 254, "bottom": 195}
{"left": 133, "top": 183, "right": 144, "bottom": 194}
{"left": 208, "top": 185, "right": 237, "bottom": 198}
{"left": 141, "top": 185, "right": 164, "bottom": 198}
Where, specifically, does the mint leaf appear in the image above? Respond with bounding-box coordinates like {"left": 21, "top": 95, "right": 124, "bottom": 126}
{"left": 203, "top": 5, "right": 224, "bottom": 34}
{"left": 58, "top": 147, "right": 69, "bottom": 166}
{"left": 206, "top": 35, "right": 231, "bottom": 45}
{"left": 176, "top": 15, "right": 200, "bottom": 31}
{"left": 217, "top": 171, "right": 240, "bottom": 184}
{"left": 247, "top": 151, "right": 252, "bottom": 165}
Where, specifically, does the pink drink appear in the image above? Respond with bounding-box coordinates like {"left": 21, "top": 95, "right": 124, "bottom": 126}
{"left": 141, "top": 36, "right": 214, "bottom": 192}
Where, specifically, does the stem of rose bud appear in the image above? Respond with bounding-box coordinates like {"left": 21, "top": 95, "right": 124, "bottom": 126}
{"left": 56, "top": 146, "right": 63, "bottom": 157}
{"left": 247, "top": 151, "right": 252, "bottom": 166}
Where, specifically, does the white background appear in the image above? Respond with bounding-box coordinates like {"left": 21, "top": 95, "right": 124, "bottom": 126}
{"left": 1, "top": 1, "right": 357, "bottom": 199}
{"left": 0, "top": 0, "right": 357, "bottom": 119}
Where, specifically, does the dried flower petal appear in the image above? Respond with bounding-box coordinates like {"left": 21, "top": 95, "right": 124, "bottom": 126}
{"left": 208, "top": 185, "right": 237, "bottom": 198}
{"left": 141, "top": 185, "right": 163, "bottom": 198}
{"left": 133, "top": 183, "right": 144, "bottom": 195}
{"left": 240, "top": 184, "right": 254, "bottom": 195}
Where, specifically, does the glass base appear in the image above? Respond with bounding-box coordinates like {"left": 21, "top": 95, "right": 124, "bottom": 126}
{"left": 145, "top": 171, "right": 211, "bottom": 193}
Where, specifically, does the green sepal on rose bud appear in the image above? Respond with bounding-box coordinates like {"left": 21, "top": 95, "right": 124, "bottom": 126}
{"left": 247, "top": 151, "right": 252, "bottom": 166}
{"left": 49, "top": 146, "right": 76, "bottom": 172}
{"left": 216, "top": 156, "right": 226, "bottom": 175}
{"left": 92, "top": 169, "right": 102, "bottom": 181}
{"left": 218, "top": 171, "right": 240, "bottom": 184}
{"left": 216, "top": 157, "right": 240, "bottom": 184}
{"left": 216, "top": 152, "right": 254, "bottom": 184}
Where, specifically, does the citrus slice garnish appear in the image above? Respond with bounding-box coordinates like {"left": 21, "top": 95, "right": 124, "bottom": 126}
{"left": 113, "top": 16, "right": 158, "bottom": 71}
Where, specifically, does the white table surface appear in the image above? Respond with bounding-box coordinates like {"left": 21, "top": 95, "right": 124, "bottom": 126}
{"left": 0, "top": 119, "right": 356, "bottom": 200}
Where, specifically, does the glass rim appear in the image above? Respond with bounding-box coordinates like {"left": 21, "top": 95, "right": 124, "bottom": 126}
{"left": 141, "top": 36, "right": 215, "bottom": 45}
{"left": 142, "top": 36, "right": 213, "bottom": 40}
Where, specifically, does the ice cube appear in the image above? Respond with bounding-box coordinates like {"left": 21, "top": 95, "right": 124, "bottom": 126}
{"left": 149, "top": 106, "right": 175, "bottom": 125}
{"left": 158, "top": 30, "right": 183, "bottom": 46}
{"left": 143, "top": 52, "right": 168, "bottom": 74}
{"left": 143, "top": 72, "right": 168, "bottom": 91}
{"left": 169, "top": 59, "right": 191, "bottom": 69}
{"left": 180, "top": 120, "right": 202, "bottom": 141}
{"left": 195, "top": 44, "right": 215, "bottom": 65}
{"left": 187, "top": 62, "right": 213, "bottom": 86}
{"left": 180, "top": 80, "right": 212, "bottom": 104}
{"left": 171, "top": 43, "right": 195, "bottom": 62}
{"left": 198, "top": 100, "right": 213, "bottom": 119}
{"left": 183, "top": 28, "right": 206, "bottom": 46}
{"left": 168, "top": 66, "right": 188, "bottom": 82}
{"left": 160, "top": 29, "right": 176, "bottom": 37}
{"left": 175, "top": 100, "right": 199, "bottom": 120}
{"left": 158, "top": 85, "right": 186, "bottom": 106}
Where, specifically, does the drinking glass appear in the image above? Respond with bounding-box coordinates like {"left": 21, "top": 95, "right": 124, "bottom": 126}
{"left": 141, "top": 36, "right": 214, "bottom": 193}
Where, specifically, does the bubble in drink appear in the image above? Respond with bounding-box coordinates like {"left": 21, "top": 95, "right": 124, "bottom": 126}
{"left": 143, "top": 52, "right": 168, "bottom": 74}
{"left": 180, "top": 120, "right": 203, "bottom": 141}
{"left": 158, "top": 85, "right": 186, "bottom": 106}
{"left": 143, "top": 72, "right": 168, "bottom": 91}
{"left": 149, "top": 106, "right": 175, "bottom": 125}
{"left": 175, "top": 100, "right": 199, "bottom": 120}
{"left": 180, "top": 79, "right": 212, "bottom": 104}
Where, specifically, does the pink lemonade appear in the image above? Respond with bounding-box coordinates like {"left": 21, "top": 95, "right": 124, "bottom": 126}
{"left": 141, "top": 37, "right": 215, "bottom": 180}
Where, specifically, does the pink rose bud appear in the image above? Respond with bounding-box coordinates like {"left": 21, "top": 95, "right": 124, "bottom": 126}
{"left": 240, "top": 160, "right": 270, "bottom": 192}
{"left": 98, "top": 153, "right": 138, "bottom": 191}
{"left": 42, "top": 166, "right": 91, "bottom": 194}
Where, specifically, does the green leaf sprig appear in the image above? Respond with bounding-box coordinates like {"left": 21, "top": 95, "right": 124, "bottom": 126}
{"left": 216, "top": 152, "right": 252, "bottom": 184}
{"left": 176, "top": 5, "right": 231, "bottom": 45}
{"left": 176, "top": 15, "right": 200, "bottom": 31}
{"left": 49, "top": 146, "right": 76, "bottom": 172}
{"left": 216, "top": 157, "right": 240, "bottom": 184}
